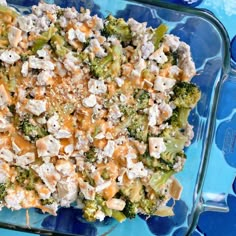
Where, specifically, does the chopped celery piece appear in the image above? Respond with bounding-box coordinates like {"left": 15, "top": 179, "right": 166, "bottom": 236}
{"left": 152, "top": 24, "right": 168, "bottom": 50}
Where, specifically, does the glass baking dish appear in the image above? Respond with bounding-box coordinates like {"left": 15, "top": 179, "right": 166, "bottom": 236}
{"left": 1, "top": 0, "right": 236, "bottom": 235}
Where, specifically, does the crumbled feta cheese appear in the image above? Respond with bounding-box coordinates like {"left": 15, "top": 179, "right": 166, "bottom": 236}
{"left": 64, "top": 144, "right": 74, "bottom": 155}
{"left": 94, "top": 210, "right": 105, "bottom": 221}
{"left": 28, "top": 56, "right": 55, "bottom": 70}
{"left": 126, "top": 161, "right": 148, "bottom": 180}
{"left": 135, "top": 58, "right": 146, "bottom": 74}
{"left": 163, "top": 34, "right": 180, "bottom": 52}
{"left": 128, "top": 18, "right": 147, "bottom": 35}
{"left": 115, "top": 77, "right": 124, "bottom": 87}
{"left": 0, "top": 50, "right": 20, "bottom": 64}
{"left": 0, "top": 84, "right": 10, "bottom": 108}
{"left": 103, "top": 140, "right": 115, "bottom": 158}
{"left": 64, "top": 7, "right": 78, "bottom": 19}
{"left": 11, "top": 140, "right": 21, "bottom": 154}
{"left": 15, "top": 152, "right": 35, "bottom": 167}
{"left": 25, "top": 99, "right": 47, "bottom": 116}
{"left": 36, "top": 135, "right": 60, "bottom": 157}
{"left": 33, "top": 163, "right": 60, "bottom": 192}
{"left": 154, "top": 76, "right": 176, "bottom": 92}
{"left": 108, "top": 104, "right": 122, "bottom": 121}
{"left": 57, "top": 178, "right": 78, "bottom": 207}
{"left": 63, "top": 52, "right": 80, "bottom": 72}
{"left": 88, "top": 79, "right": 107, "bottom": 95}
{"left": 0, "top": 116, "right": 11, "bottom": 132}
{"left": 159, "top": 102, "right": 173, "bottom": 121}
{"left": 17, "top": 16, "right": 34, "bottom": 32}
{"left": 149, "top": 46, "right": 168, "bottom": 64}
{"left": 149, "top": 137, "right": 166, "bottom": 159}
{"left": 35, "top": 183, "right": 51, "bottom": 199}
{"left": 177, "top": 42, "right": 196, "bottom": 79}
{"left": 169, "top": 65, "right": 181, "bottom": 77}
{"left": 82, "top": 94, "right": 97, "bottom": 108}
{"left": 55, "top": 159, "right": 74, "bottom": 176}
{"left": 141, "top": 41, "right": 155, "bottom": 59}
{"left": 67, "top": 28, "right": 76, "bottom": 41}
{"left": 78, "top": 178, "right": 95, "bottom": 200}
{"left": 36, "top": 70, "right": 54, "bottom": 86}
{"left": 0, "top": 0, "right": 7, "bottom": 6}
{"left": 0, "top": 160, "right": 9, "bottom": 183}
{"left": 75, "top": 131, "right": 89, "bottom": 151}
{"left": 8, "top": 26, "right": 22, "bottom": 48}
{"left": 54, "top": 129, "right": 72, "bottom": 139}
{"left": 75, "top": 29, "right": 86, "bottom": 43}
{"left": 21, "top": 61, "right": 29, "bottom": 77}
{"left": 119, "top": 94, "right": 127, "bottom": 103}
{"left": 0, "top": 148, "right": 15, "bottom": 162}
{"left": 5, "top": 188, "right": 25, "bottom": 210}
{"left": 148, "top": 104, "right": 160, "bottom": 127}
{"left": 106, "top": 198, "right": 126, "bottom": 211}
{"left": 47, "top": 114, "right": 60, "bottom": 134}
{"left": 96, "top": 180, "right": 111, "bottom": 192}
{"left": 89, "top": 38, "right": 107, "bottom": 58}
{"left": 94, "top": 132, "right": 105, "bottom": 140}
{"left": 37, "top": 48, "right": 48, "bottom": 58}
{"left": 184, "top": 124, "right": 194, "bottom": 147}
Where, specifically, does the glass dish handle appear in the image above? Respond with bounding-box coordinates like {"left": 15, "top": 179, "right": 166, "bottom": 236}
{"left": 201, "top": 66, "right": 236, "bottom": 212}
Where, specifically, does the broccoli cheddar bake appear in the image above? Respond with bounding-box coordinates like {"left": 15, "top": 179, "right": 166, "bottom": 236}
{"left": 0, "top": 1, "right": 200, "bottom": 222}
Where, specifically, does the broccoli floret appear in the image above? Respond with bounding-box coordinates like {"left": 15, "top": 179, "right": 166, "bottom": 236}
{"left": 172, "top": 82, "right": 201, "bottom": 108}
{"left": 158, "top": 127, "right": 188, "bottom": 170}
{"left": 140, "top": 151, "right": 173, "bottom": 171}
{"left": 169, "top": 107, "right": 190, "bottom": 128}
{"left": 16, "top": 167, "right": 38, "bottom": 190}
{"left": 50, "top": 33, "right": 68, "bottom": 57}
{"left": 90, "top": 44, "right": 122, "bottom": 79}
{"left": 139, "top": 198, "right": 157, "bottom": 215}
{"left": 102, "top": 15, "right": 132, "bottom": 43}
{"left": 40, "top": 197, "right": 55, "bottom": 205}
{"left": 122, "top": 200, "right": 138, "bottom": 219}
{"left": 0, "top": 183, "right": 7, "bottom": 201}
{"left": 19, "top": 118, "right": 48, "bottom": 142}
{"left": 127, "top": 114, "right": 149, "bottom": 142}
{"left": 119, "top": 105, "right": 136, "bottom": 117}
{"left": 84, "top": 147, "right": 97, "bottom": 163}
{"left": 133, "top": 89, "right": 150, "bottom": 110}
{"left": 83, "top": 199, "right": 99, "bottom": 222}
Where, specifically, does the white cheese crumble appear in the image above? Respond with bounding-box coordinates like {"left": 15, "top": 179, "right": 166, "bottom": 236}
{"left": 25, "top": 99, "right": 47, "bottom": 116}
{"left": 149, "top": 45, "right": 168, "bottom": 64}
{"left": 82, "top": 94, "right": 97, "bottom": 108}
{"left": 103, "top": 140, "right": 115, "bottom": 158}
{"left": 88, "top": 79, "right": 107, "bottom": 94}
{"left": 0, "top": 84, "right": 10, "bottom": 108}
{"left": 149, "top": 137, "right": 166, "bottom": 159}
{"left": 8, "top": 26, "right": 22, "bottom": 48}
{"left": 0, "top": 50, "right": 20, "bottom": 64}
{"left": 28, "top": 56, "right": 55, "bottom": 70}
{"left": 36, "top": 135, "right": 61, "bottom": 157}
{"left": 47, "top": 114, "right": 60, "bottom": 134}
{"left": 154, "top": 76, "right": 176, "bottom": 92}
{"left": 33, "top": 163, "right": 61, "bottom": 192}
{"left": 0, "top": 148, "right": 15, "bottom": 162}
{"left": 148, "top": 104, "right": 160, "bottom": 127}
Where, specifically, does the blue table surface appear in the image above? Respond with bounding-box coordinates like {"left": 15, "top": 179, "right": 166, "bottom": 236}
{"left": 1, "top": 0, "right": 236, "bottom": 235}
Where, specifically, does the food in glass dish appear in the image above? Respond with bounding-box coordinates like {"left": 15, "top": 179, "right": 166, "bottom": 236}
{"left": 0, "top": 1, "right": 200, "bottom": 222}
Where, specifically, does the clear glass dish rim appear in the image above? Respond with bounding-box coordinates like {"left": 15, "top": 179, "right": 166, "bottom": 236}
{"left": 0, "top": 0, "right": 232, "bottom": 235}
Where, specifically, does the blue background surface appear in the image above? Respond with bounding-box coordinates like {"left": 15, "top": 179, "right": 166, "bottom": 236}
{"left": 0, "top": 0, "right": 235, "bottom": 235}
